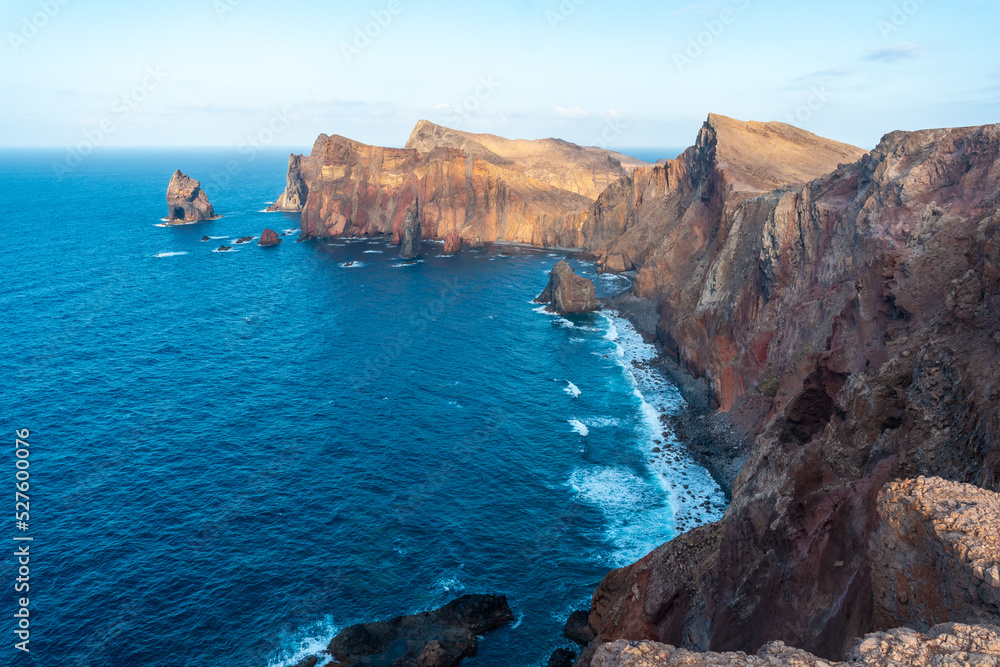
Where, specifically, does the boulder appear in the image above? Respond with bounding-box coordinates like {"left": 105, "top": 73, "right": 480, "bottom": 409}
{"left": 217, "top": 246, "right": 233, "bottom": 252}
{"left": 325, "top": 594, "right": 514, "bottom": 667}
{"left": 201, "top": 236, "right": 210, "bottom": 242}
{"left": 535, "top": 260, "right": 599, "bottom": 314}
{"left": 258, "top": 229, "right": 281, "bottom": 247}
{"left": 400, "top": 200, "right": 422, "bottom": 260}
{"left": 166, "top": 170, "right": 216, "bottom": 223}
{"left": 872, "top": 477, "right": 1000, "bottom": 631}
{"left": 233, "top": 237, "right": 253, "bottom": 245}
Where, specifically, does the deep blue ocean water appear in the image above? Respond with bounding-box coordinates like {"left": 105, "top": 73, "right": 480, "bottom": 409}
{"left": 0, "top": 148, "right": 724, "bottom": 667}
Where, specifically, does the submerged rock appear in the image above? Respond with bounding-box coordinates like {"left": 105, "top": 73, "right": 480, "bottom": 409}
{"left": 564, "top": 610, "right": 596, "bottom": 645}
{"left": 201, "top": 235, "right": 211, "bottom": 242}
{"left": 325, "top": 594, "right": 514, "bottom": 667}
{"left": 535, "top": 260, "right": 599, "bottom": 314}
{"left": 400, "top": 200, "right": 421, "bottom": 260}
{"left": 548, "top": 648, "right": 576, "bottom": 667}
{"left": 165, "top": 170, "right": 216, "bottom": 223}
{"left": 258, "top": 229, "right": 281, "bottom": 247}
{"left": 233, "top": 237, "right": 253, "bottom": 245}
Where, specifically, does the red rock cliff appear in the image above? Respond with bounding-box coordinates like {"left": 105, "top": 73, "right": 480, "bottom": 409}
{"left": 583, "top": 122, "right": 1000, "bottom": 661}
{"left": 270, "top": 122, "right": 650, "bottom": 248}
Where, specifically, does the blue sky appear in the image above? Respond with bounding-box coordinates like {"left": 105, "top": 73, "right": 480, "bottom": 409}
{"left": 1, "top": 0, "right": 998, "bottom": 152}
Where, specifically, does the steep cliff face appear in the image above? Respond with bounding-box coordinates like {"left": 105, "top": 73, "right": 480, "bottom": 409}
{"left": 269, "top": 122, "right": 650, "bottom": 248}
{"left": 582, "top": 123, "right": 1000, "bottom": 660}
{"left": 588, "top": 114, "right": 867, "bottom": 287}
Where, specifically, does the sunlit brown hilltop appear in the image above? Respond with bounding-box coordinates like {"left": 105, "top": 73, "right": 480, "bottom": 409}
{"left": 272, "top": 115, "right": 1000, "bottom": 667}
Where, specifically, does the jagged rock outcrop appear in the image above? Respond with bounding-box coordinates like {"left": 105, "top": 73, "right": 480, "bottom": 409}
{"left": 258, "top": 229, "right": 281, "bottom": 246}
{"left": 322, "top": 594, "right": 514, "bottom": 667}
{"left": 535, "top": 260, "right": 599, "bottom": 314}
{"left": 590, "top": 624, "right": 1000, "bottom": 667}
{"left": 400, "top": 201, "right": 421, "bottom": 259}
{"left": 165, "top": 170, "right": 217, "bottom": 223}
{"left": 577, "top": 121, "right": 1000, "bottom": 661}
{"left": 872, "top": 477, "right": 1000, "bottom": 631}
{"left": 269, "top": 122, "right": 650, "bottom": 247}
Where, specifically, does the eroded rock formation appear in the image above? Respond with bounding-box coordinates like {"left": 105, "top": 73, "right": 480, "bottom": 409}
{"left": 324, "top": 594, "right": 513, "bottom": 667}
{"left": 165, "top": 170, "right": 217, "bottom": 223}
{"left": 400, "top": 201, "right": 421, "bottom": 259}
{"left": 535, "top": 260, "right": 599, "bottom": 314}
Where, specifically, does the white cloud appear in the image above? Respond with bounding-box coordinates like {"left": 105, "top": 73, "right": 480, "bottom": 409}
{"left": 553, "top": 106, "right": 590, "bottom": 119}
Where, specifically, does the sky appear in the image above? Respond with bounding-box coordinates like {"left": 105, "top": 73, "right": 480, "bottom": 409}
{"left": 1, "top": 0, "right": 998, "bottom": 153}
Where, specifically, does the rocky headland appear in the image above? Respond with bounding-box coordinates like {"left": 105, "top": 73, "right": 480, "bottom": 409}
{"left": 268, "top": 115, "right": 1000, "bottom": 666}
{"left": 165, "top": 170, "right": 218, "bottom": 223}
{"left": 267, "top": 121, "right": 651, "bottom": 247}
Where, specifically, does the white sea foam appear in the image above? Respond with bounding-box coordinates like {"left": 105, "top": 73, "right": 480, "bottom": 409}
{"left": 600, "top": 312, "right": 727, "bottom": 538}
{"left": 212, "top": 248, "right": 236, "bottom": 253}
{"left": 363, "top": 250, "right": 384, "bottom": 254}
{"left": 258, "top": 208, "right": 281, "bottom": 213}
{"left": 564, "top": 381, "right": 581, "bottom": 398}
{"left": 437, "top": 575, "right": 465, "bottom": 595}
{"left": 583, "top": 416, "right": 621, "bottom": 428}
{"left": 568, "top": 419, "right": 590, "bottom": 437}
{"left": 569, "top": 465, "right": 675, "bottom": 566}
{"left": 265, "top": 617, "right": 342, "bottom": 667}
{"left": 340, "top": 262, "right": 365, "bottom": 268}
{"left": 392, "top": 261, "right": 423, "bottom": 268}
{"left": 154, "top": 251, "right": 187, "bottom": 258}
{"left": 283, "top": 228, "right": 299, "bottom": 235}
{"left": 208, "top": 236, "right": 228, "bottom": 240}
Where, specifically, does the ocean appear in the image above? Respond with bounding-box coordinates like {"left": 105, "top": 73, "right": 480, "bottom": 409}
{"left": 0, "top": 148, "right": 724, "bottom": 667}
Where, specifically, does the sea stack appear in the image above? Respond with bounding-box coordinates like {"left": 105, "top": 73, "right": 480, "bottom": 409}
{"left": 400, "top": 200, "right": 421, "bottom": 259}
{"left": 444, "top": 231, "right": 462, "bottom": 254}
{"left": 535, "top": 260, "right": 599, "bottom": 314}
{"left": 165, "top": 170, "right": 216, "bottom": 223}
{"left": 258, "top": 229, "right": 281, "bottom": 247}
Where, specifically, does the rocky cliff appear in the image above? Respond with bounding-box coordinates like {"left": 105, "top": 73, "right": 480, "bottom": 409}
{"left": 269, "top": 122, "right": 650, "bottom": 248}
{"left": 579, "top": 121, "right": 1000, "bottom": 661}
{"left": 165, "top": 170, "right": 217, "bottom": 223}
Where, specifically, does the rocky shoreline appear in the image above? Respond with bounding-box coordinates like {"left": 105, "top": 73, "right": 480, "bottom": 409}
{"left": 263, "top": 114, "right": 1000, "bottom": 666}
{"left": 600, "top": 289, "right": 750, "bottom": 499}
